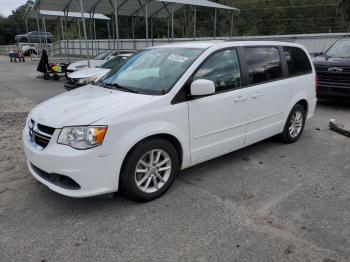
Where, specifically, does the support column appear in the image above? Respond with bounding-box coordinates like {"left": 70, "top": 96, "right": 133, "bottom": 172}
{"left": 94, "top": 19, "right": 98, "bottom": 53}
{"left": 89, "top": 13, "right": 94, "bottom": 55}
{"left": 78, "top": 0, "right": 90, "bottom": 67}
{"left": 60, "top": 17, "right": 67, "bottom": 59}
{"left": 111, "top": 14, "right": 116, "bottom": 50}
{"left": 171, "top": 5, "right": 174, "bottom": 42}
{"left": 230, "top": 12, "right": 234, "bottom": 39}
{"left": 150, "top": 17, "right": 153, "bottom": 46}
{"left": 145, "top": 0, "right": 149, "bottom": 47}
{"left": 193, "top": 7, "right": 196, "bottom": 40}
{"left": 64, "top": 11, "right": 70, "bottom": 63}
{"left": 167, "top": 18, "right": 170, "bottom": 43}
{"left": 214, "top": 9, "right": 217, "bottom": 39}
{"left": 113, "top": 0, "right": 120, "bottom": 54}
{"left": 36, "top": 14, "right": 42, "bottom": 54}
{"left": 42, "top": 16, "right": 48, "bottom": 56}
{"left": 77, "top": 18, "right": 82, "bottom": 57}
{"left": 107, "top": 20, "right": 111, "bottom": 50}
{"left": 25, "top": 18, "right": 32, "bottom": 60}
{"left": 132, "top": 16, "right": 135, "bottom": 50}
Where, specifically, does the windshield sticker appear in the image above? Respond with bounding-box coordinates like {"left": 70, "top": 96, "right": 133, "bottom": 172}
{"left": 167, "top": 54, "right": 189, "bottom": 63}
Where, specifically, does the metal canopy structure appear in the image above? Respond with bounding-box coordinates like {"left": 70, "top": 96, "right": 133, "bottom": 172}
{"left": 25, "top": 10, "right": 110, "bottom": 20}
{"left": 24, "top": 7, "right": 112, "bottom": 62}
{"left": 31, "top": 0, "right": 239, "bottom": 66}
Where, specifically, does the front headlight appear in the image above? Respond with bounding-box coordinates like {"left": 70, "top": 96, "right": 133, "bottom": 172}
{"left": 77, "top": 76, "right": 97, "bottom": 85}
{"left": 57, "top": 126, "right": 107, "bottom": 149}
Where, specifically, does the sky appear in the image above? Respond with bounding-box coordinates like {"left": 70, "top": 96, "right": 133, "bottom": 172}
{"left": 0, "top": 0, "right": 27, "bottom": 17}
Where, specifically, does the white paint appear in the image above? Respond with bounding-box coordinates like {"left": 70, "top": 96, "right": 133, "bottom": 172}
{"left": 23, "top": 40, "right": 316, "bottom": 198}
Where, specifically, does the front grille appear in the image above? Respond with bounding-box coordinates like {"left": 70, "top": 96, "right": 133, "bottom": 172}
{"left": 30, "top": 163, "right": 81, "bottom": 190}
{"left": 29, "top": 119, "right": 55, "bottom": 149}
{"left": 37, "top": 123, "right": 55, "bottom": 135}
{"left": 315, "top": 66, "right": 350, "bottom": 92}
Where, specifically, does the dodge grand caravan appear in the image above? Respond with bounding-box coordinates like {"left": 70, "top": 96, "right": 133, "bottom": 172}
{"left": 23, "top": 41, "right": 317, "bottom": 201}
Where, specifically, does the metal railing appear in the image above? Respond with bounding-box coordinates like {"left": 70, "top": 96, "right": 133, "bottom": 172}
{"left": 1, "top": 32, "right": 349, "bottom": 58}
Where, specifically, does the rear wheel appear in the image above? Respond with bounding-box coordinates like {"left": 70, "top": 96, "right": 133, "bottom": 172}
{"left": 279, "top": 104, "right": 306, "bottom": 143}
{"left": 120, "top": 138, "right": 179, "bottom": 202}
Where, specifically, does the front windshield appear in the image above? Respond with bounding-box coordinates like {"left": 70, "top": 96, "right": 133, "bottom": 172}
{"left": 94, "top": 52, "right": 111, "bottom": 60}
{"left": 100, "top": 48, "right": 204, "bottom": 95}
{"left": 325, "top": 40, "right": 350, "bottom": 58}
{"left": 99, "top": 56, "right": 129, "bottom": 69}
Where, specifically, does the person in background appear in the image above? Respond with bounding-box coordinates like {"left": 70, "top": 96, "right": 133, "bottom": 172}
{"left": 9, "top": 50, "right": 17, "bottom": 63}
{"left": 37, "top": 49, "right": 49, "bottom": 77}
{"left": 18, "top": 50, "right": 25, "bottom": 62}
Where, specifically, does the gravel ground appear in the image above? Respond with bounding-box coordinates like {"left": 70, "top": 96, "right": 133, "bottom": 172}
{"left": 0, "top": 56, "right": 349, "bottom": 262}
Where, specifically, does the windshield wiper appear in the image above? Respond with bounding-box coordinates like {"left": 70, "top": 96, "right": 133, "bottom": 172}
{"left": 98, "top": 82, "right": 140, "bottom": 94}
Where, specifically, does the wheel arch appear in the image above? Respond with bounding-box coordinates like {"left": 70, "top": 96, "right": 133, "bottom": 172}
{"left": 296, "top": 99, "right": 309, "bottom": 115}
{"left": 119, "top": 133, "right": 184, "bottom": 182}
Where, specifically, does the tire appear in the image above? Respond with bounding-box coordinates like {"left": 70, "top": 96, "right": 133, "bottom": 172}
{"left": 120, "top": 138, "right": 179, "bottom": 202}
{"left": 279, "top": 104, "right": 306, "bottom": 143}
{"left": 53, "top": 74, "right": 60, "bottom": 81}
{"left": 43, "top": 73, "right": 50, "bottom": 80}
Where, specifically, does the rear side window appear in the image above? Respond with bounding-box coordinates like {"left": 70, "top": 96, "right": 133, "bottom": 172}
{"left": 244, "top": 47, "right": 283, "bottom": 85}
{"left": 193, "top": 49, "right": 241, "bottom": 93}
{"left": 283, "top": 46, "right": 312, "bottom": 76}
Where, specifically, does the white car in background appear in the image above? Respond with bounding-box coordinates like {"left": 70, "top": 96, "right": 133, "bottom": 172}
{"left": 66, "top": 50, "right": 134, "bottom": 73}
{"left": 65, "top": 53, "right": 133, "bottom": 90}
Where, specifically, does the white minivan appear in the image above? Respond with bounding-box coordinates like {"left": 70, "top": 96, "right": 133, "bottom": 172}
{"left": 23, "top": 41, "right": 317, "bottom": 201}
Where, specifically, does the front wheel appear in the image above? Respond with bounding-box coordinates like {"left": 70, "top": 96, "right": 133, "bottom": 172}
{"left": 120, "top": 138, "right": 179, "bottom": 202}
{"left": 279, "top": 104, "right": 306, "bottom": 143}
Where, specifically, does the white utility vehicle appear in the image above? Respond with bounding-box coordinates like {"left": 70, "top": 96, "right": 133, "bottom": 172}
{"left": 23, "top": 41, "right": 317, "bottom": 201}
{"left": 66, "top": 50, "right": 134, "bottom": 73}
{"left": 64, "top": 53, "right": 133, "bottom": 90}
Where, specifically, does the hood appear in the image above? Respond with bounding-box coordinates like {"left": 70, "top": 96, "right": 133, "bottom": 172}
{"left": 67, "top": 60, "right": 103, "bottom": 71}
{"left": 68, "top": 67, "right": 110, "bottom": 79}
{"left": 29, "top": 85, "right": 156, "bottom": 128}
{"left": 313, "top": 55, "right": 350, "bottom": 67}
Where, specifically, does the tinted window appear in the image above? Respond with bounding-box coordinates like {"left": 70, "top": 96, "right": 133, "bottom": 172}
{"left": 284, "top": 46, "right": 312, "bottom": 76}
{"left": 245, "top": 47, "right": 283, "bottom": 85}
{"left": 193, "top": 49, "right": 241, "bottom": 92}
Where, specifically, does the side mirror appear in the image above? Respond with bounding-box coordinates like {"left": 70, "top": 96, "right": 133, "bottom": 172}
{"left": 190, "top": 79, "right": 215, "bottom": 96}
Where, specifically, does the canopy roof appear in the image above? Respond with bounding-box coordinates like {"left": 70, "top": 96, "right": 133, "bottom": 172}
{"left": 33, "top": 0, "right": 239, "bottom": 18}
{"left": 25, "top": 9, "right": 111, "bottom": 20}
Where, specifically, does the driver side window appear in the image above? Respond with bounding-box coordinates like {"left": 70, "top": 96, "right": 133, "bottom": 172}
{"left": 193, "top": 49, "right": 241, "bottom": 93}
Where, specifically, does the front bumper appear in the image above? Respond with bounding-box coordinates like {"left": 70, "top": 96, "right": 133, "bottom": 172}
{"left": 317, "top": 86, "right": 350, "bottom": 98}
{"left": 23, "top": 126, "right": 123, "bottom": 198}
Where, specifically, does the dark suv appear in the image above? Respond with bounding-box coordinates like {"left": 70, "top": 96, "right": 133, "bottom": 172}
{"left": 15, "top": 31, "right": 53, "bottom": 43}
{"left": 313, "top": 38, "right": 350, "bottom": 98}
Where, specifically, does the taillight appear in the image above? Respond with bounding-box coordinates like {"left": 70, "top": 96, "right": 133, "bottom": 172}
{"left": 315, "top": 75, "right": 319, "bottom": 93}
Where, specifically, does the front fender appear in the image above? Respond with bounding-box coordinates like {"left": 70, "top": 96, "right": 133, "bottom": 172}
{"left": 107, "top": 121, "right": 190, "bottom": 169}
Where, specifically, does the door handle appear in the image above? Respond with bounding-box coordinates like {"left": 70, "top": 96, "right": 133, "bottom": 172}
{"left": 251, "top": 92, "right": 262, "bottom": 99}
{"left": 234, "top": 96, "right": 247, "bottom": 102}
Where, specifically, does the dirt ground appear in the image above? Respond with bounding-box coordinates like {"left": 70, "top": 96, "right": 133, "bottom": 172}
{"left": 0, "top": 56, "right": 349, "bottom": 262}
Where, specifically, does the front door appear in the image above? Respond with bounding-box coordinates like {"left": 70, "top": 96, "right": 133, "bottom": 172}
{"left": 188, "top": 49, "right": 249, "bottom": 164}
